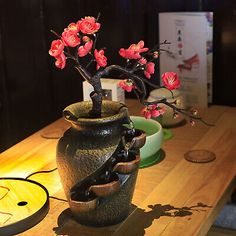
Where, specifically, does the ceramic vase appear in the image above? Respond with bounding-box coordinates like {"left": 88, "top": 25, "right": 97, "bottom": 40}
{"left": 56, "top": 101, "right": 145, "bottom": 226}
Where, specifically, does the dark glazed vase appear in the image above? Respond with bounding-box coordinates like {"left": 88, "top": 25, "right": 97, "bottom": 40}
{"left": 56, "top": 101, "right": 145, "bottom": 227}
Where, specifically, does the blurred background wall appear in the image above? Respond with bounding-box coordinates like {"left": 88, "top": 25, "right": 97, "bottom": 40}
{"left": 0, "top": 0, "right": 236, "bottom": 151}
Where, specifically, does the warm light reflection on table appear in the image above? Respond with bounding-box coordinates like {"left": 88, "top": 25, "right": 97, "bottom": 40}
{"left": 0, "top": 99, "right": 236, "bottom": 236}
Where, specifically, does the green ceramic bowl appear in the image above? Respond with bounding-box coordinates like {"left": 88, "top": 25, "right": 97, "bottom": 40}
{"left": 130, "top": 116, "right": 163, "bottom": 167}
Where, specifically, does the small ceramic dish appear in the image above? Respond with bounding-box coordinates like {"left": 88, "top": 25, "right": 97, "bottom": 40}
{"left": 130, "top": 116, "right": 164, "bottom": 167}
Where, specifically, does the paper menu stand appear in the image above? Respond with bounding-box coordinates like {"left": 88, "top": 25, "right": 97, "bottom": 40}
{"left": 159, "top": 12, "right": 213, "bottom": 108}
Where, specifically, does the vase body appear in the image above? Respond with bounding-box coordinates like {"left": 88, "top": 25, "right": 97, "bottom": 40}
{"left": 56, "top": 101, "right": 142, "bottom": 226}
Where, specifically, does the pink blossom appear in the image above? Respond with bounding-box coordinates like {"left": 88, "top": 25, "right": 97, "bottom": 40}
{"left": 138, "top": 57, "right": 147, "bottom": 65}
{"left": 118, "top": 80, "right": 135, "bottom": 92}
{"left": 94, "top": 49, "right": 107, "bottom": 70}
{"left": 162, "top": 72, "right": 180, "bottom": 90}
{"left": 49, "top": 39, "right": 64, "bottom": 57}
{"left": 78, "top": 40, "right": 93, "bottom": 57}
{"left": 62, "top": 30, "right": 80, "bottom": 47}
{"left": 119, "top": 40, "right": 149, "bottom": 59}
{"left": 82, "top": 36, "right": 91, "bottom": 42}
{"left": 77, "top": 16, "right": 100, "bottom": 34}
{"left": 159, "top": 106, "right": 166, "bottom": 115}
{"left": 66, "top": 22, "right": 79, "bottom": 34}
{"left": 144, "top": 62, "right": 155, "bottom": 79}
{"left": 140, "top": 104, "right": 163, "bottom": 119}
{"left": 140, "top": 108, "right": 152, "bottom": 119}
{"left": 150, "top": 109, "right": 161, "bottom": 117}
{"left": 55, "top": 52, "right": 66, "bottom": 69}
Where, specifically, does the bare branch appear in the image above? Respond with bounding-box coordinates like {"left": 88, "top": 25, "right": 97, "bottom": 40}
{"left": 50, "top": 30, "right": 61, "bottom": 39}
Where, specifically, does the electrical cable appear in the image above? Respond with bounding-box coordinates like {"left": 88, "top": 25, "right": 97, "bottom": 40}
{"left": 25, "top": 167, "right": 58, "bottom": 179}
{"left": 49, "top": 196, "right": 68, "bottom": 202}
{"left": 25, "top": 168, "right": 68, "bottom": 202}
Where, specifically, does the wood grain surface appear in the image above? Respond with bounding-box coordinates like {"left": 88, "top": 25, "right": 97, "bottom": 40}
{"left": 0, "top": 178, "right": 49, "bottom": 236}
{"left": 0, "top": 99, "right": 235, "bottom": 236}
{"left": 0, "top": 179, "right": 48, "bottom": 226}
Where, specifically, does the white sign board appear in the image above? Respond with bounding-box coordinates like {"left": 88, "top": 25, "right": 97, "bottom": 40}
{"left": 159, "top": 12, "right": 213, "bottom": 108}
{"left": 83, "top": 78, "right": 125, "bottom": 103}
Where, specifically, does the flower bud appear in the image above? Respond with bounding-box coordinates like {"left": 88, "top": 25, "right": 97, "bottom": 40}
{"left": 173, "top": 112, "right": 179, "bottom": 119}
{"left": 82, "top": 36, "right": 91, "bottom": 43}
{"left": 138, "top": 57, "right": 147, "bottom": 65}
{"left": 190, "top": 119, "right": 195, "bottom": 126}
{"left": 191, "top": 109, "right": 198, "bottom": 116}
{"left": 153, "top": 51, "right": 159, "bottom": 58}
{"left": 176, "top": 99, "right": 181, "bottom": 106}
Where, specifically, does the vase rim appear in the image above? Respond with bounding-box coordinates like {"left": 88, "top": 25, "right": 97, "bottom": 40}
{"left": 63, "top": 100, "right": 129, "bottom": 125}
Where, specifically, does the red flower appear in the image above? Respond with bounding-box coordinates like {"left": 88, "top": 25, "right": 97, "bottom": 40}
{"left": 49, "top": 39, "right": 64, "bottom": 57}
{"left": 62, "top": 30, "right": 80, "bottom": 47}
{"left": 82, "top": 36, "right": 91, "bottom": 42}
{"left": 94, "top": 49, "right": 107, "bottom": 70}
{"left": 119, "top": 40, "right": 149, "bottom": 59}
{"left": 77, "top": 16, "right": 100, "bottom": 35}
{"left": 162, "top": 72, "right": 180, "bottom": 90}
{"left": 118, "top": 80, "right": 135, "bottom": 92}
{"left": 78, "top": 40, "right": 93, "bottom": 57}
{"left": 140, "top": 104, "right": 165, "bottom": 119}
{"left": 144, "top": 62, "right": 155, "bottom": 79}
{"left": 55, "top": 52, "right": 66, "bottom": 69}
{"left": 138, "top": 57, "right": 147, "bottom": 65}
{"left": 159, "top": 106, "right": 166, "bottom": 115}
{"left": 66, "top": 22, "right": 79, "bottom": 34}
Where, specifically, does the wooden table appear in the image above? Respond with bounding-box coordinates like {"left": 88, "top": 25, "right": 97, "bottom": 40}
{"left": 0, "top": 100, "right": 236, "bottom": 236}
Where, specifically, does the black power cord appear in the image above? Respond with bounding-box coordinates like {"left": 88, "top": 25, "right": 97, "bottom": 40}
{"left": 25, "top": 168, "right": 68, "bottom": 202}
{"left": 25, "top": 168, "right": 58, "bottom": 179}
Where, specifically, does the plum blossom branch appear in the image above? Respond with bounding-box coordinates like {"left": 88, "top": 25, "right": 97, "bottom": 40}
{"left": 48, "top": 15, "right": 210, "bottom": 125}
{"left": 144, "top": 99, "right": 214, "bottom": 126}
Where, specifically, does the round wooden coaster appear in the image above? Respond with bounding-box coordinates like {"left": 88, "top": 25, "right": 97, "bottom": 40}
{"left": 41, "top": 128, "right": 65, "bottom": 139}
{"left": 184, "top": 149, "right": 216, "bottom": 163}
